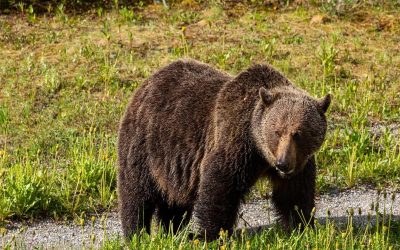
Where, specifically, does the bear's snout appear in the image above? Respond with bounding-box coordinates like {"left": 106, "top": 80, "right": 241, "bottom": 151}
{"left": 274, "top": 135, "right": 297, "bottom": 174}
{"left": 274, "top": 161, "right": 295, "bottom": 178}
{"left": 276, "top": 160, "right": 289, "bottom": 172}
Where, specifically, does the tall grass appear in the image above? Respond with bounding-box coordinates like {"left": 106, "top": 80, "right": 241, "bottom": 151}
{"left": 0, "top": 130, "right": 116, "bottom": 220}
{"left": 103, "top": 204, "right": 400, "bottom": 249}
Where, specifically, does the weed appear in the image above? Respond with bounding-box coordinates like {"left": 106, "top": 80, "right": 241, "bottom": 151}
{"left": 55, "top": 4, "right": 68, "bottom": 23}
{"left": 316, "top": 40, "right": 338, "bottom": 86}
{"left": 0, "top": 157, "right": 58, "bottom": 219}
{"left": 320, "top": 0, "right": 362, "bottom": 16}
{"left": 119, "top": 7, "right": 142, "bottom": 24}
{"left": 26, "top": 5, "right": 36, "bottom": 23}
{"left": 261, "top": 38, "right": 276, "bottom": 62}
{"left": 170, "top": 10, "right": 200, "bottom": 25}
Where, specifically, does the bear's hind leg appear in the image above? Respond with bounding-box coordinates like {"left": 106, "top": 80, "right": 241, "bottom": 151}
{"left": 270, "top": 157, "right": 316, "bottom": 232}
{"left": 118, "top": 162, "right": 156, "bottom": 238}
{"left": 157, "top": 201, "right": 193, "bottom": 234}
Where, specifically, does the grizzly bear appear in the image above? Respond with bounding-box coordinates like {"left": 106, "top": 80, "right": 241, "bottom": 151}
{"left": 117, "top": 59, "right": 331, "bottom": 240}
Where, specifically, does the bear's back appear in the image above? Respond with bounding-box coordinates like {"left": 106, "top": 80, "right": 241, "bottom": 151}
{"left": 134, "top": 59, "right": 232, "bottom": 117}
{"left": 118, "top": 59, "right": 232, "bottom": 205}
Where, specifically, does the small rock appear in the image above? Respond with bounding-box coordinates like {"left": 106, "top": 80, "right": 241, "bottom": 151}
{"left": 310, "top": 15, "right": 330, "bottom": 25}
{"left": 180, "top": 0, "right": 199, "bottom": 8}
{"left": 196, "top": 19, "right": 209, "bottom": 27}
{"left": 376, "top": 15, "right": 396, "bottom": 32}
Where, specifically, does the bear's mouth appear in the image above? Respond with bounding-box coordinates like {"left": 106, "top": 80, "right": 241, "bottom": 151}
{"left": 275, "top": 167, "right": 295, "bottom": 178}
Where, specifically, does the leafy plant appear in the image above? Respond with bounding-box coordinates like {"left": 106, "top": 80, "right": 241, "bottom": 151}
{"left": 317, "top": 40, "right": 338, "bottom": 86}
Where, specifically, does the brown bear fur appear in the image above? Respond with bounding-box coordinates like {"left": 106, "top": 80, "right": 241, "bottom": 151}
{"left": 117, "top": 59, "right": 331, "bottom": 240}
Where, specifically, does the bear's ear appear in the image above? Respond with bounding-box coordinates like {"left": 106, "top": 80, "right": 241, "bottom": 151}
{"left": 317, "top": 94, "right": 332, "bottom": 114}
{"left": 259, "top": 87, "right": 275, "bottom": 106}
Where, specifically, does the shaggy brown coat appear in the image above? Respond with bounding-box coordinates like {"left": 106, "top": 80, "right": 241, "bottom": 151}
{"left": 117, "top": 59, "right": 331, "bottom": 240}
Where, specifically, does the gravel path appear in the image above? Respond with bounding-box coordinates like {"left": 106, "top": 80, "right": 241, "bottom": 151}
{"left": 2, "top": 187, "right": 399, "bottom": 249}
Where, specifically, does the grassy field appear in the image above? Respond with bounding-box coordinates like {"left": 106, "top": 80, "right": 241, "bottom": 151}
{"left": 103, "top": 217, "right": 400, "bottom": 250}
{"left": 0, "top": 0, "right": 399, "bottom": 248}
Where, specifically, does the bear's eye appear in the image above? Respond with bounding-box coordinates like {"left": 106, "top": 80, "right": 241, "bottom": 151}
{"left": 292, "top": 132, "right": 301, "bottom": 140}
{"left": 274, "top": 130, "right": 281, "bottom": 137}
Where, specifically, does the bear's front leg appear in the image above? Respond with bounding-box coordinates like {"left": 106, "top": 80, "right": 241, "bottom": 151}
{"left": 195, "top": 153, "right": 242, "bottom": 241}
{"left": 271, "top": 157, "right": 316, "bottom": 232}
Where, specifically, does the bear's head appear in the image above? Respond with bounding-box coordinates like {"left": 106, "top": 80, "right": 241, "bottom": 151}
{"left": 252, "top": 87, "right": 331, "bottom": 178}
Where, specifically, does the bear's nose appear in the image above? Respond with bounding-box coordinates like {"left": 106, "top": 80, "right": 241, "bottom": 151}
{"left": 276, "top": 160, "right": 289, "bottom": 172}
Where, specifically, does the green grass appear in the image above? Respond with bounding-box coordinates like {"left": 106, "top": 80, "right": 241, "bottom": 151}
{"left": 3, "top": 212, "right": 400, "bottom": 249}
{"left": 107, "top": 220, "right": 400, "bottom": 250}
{"left": 0, "top": 130, "right": 116, "bottom": 220}
{"left": 0, "top": 0, "right": 399, "bottom": 223}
